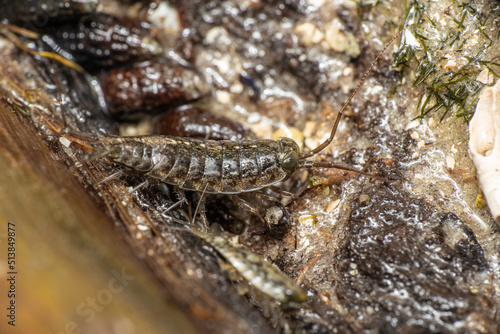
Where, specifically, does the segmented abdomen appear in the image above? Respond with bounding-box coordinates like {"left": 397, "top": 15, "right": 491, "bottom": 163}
{"left": 102, "top": 136, "right": 288, "bottom": 194}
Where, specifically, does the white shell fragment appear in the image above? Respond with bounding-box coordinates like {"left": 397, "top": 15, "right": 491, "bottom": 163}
{"left": 476, "top": 69, "right": 495, "bottom": 85}
{"left": 469, "top": 80, "right": 500, "bottom": 224}
{"left": 59, "top": 136, "right": 72, "bottom": 148}
{"left": 294, "top": 22, "right": 324, "bottom": 46}
{"left": 148, "top": 2, "right": 181, "bottom": 35}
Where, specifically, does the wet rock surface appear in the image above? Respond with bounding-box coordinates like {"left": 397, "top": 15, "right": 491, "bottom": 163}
{"left": 339, "top": 185, "right": 494, "bottom": 333}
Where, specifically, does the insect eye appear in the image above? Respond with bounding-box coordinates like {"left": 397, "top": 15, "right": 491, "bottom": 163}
{"left": 281, "top": 151, "right": 299, "bottom": 171}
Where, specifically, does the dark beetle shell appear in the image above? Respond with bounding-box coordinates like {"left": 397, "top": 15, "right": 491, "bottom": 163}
{"left": 0, "top": 0, "right": 99, "bottom": 23}
{"left": 154, "top": 106, "right": 255, "bottom": 141}
{"left": 100, "top": 62, "right": 210, "bottom": 117}
{"left": 42, "top": 13, "right": 161, "bottom": 69}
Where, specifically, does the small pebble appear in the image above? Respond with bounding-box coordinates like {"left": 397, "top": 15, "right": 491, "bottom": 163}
{"left": 359, "top": 194, "right": 370, "bottom": 206}
{"left": 302, "top": 121, "right": 317, "bottom": 138}
{"left": 298, "top": 215, "right": 317, "bottom": 225}
{"left": 428, "top": 117, "right": 437, "bottom": 128}
{"left": 148, "top": 1, "right": 181, "bottom": 35}
{"left": 308, "top": 0, "right": 325, "bottom": 7}
{"left": 476, "top": 68, "right": 494, "bottom": 84}
{"left": 324, "top": 18, "right": 359, "bottom": 57}
{"left": 59, "top": 136, "right": 72, "bottom": 148}
{"left": 342, "top": 67, "right": 353, "bottom": 76}
{"left": 446, "top": 155, "right": 455, "bottom": 170}
{"left": 443, "top": 58, "right": 458, "bottom": 71}
{"left": 230, "top": 82, "right": 244, "bottom": 94}
{"left": 304, "top": 137, "right": 320, "bottom": 151}
{"left": 326, "top": 199, "right": 340, "bottom": 213}
{"left": 215, "top": 90, "right": 231, "bottom": 104}
{"left": 405, "top": 119, "right": 420, "bottom": 131}
{"left": 320, "top": 292, "right": 330, "bottom": 303}
{"left": 294, "top": 22, "right": 324, "bottom": 46}
{"left": 205, "top": 27, "right": 230, "bottom": 44}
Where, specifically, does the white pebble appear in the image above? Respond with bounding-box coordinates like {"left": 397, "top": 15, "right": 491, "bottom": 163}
{"left": 205, "top": 27, "right": 229, "bottom": 44}
{"left": 230, "top": 82, "right": 244, "bottom": 94}
{"left": 405, "top": 119, "right": 420, "bottom": 131}
{"left": 294, "top": 22, "right": 324, "bottom": 46}
{"left": 476, "top": 68, "right": 494, "bottom": 84}
{"left": 326, "top": 199, "right": 340, "bottom": 213}
{"left": 428, "top": 117, "right": 437, "bottom": 128}
{"left": 59, "top": 136, "right": 72, "bottom": 148}
{"left": 302, "top": 121, "right": 317, "bottom": 138}
{"left": 215, "top": 90, "right": 231, "bottom": 104}
{"left": 148, "top": 2, "right": 181, "bottom": 35}
{"left": 446, "top": 155, "right": 455, "bottom": 170}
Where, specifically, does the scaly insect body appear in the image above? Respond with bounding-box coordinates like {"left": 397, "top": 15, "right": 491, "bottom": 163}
{"left": 95, "top": 135, "right": 301, "bottom": 194}
{"left": 198, "top": 232, "right": 307, "bottom": 303}
{"left": 88, "top": 27, "right": 412, "bottom": 198}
